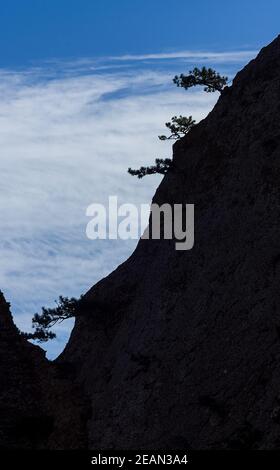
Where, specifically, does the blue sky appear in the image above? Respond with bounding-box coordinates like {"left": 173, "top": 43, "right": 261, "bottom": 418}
{"left": 0, "top": 1, "right": 278, "bottom": 358}
{"left": 0, "top": 0, "right": 279, "bottom": 66}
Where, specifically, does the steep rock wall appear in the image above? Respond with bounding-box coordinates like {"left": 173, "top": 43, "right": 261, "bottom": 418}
{"left": 60, "top": 35, "right": 280, "bottom": 449}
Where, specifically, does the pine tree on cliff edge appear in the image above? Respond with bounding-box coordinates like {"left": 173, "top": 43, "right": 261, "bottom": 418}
{"left": 128, "top": 67, "right": 228, "bottom": 178}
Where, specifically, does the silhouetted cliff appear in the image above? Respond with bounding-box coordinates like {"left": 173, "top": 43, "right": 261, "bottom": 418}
{"left": 1, "top": 35, "right": 280, "bottom": 449}
{"left": 0, "top": 292, "right": 88, "bottom": 449}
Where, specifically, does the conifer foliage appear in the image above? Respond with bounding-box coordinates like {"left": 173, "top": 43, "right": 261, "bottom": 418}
{"left": 22, "top": 296, "right": 79, "bottom": 342}
{"left": 128, "top": 67, "right": 227, "bottom": 179}
{"left": 173, "top": 66, "right": 228, "bottom": 93}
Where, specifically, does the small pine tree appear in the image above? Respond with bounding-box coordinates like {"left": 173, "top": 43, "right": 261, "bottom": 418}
{"left": 158, "top": 115, "right": 196, "bottom": 141}
{"left": 173, "top": 66, "right": 228, "bottom": 93}
{"left": 128, "top": 158, "right": 172, "bottom": 179}
{"left": 128, "top": 66, "right": 226, "bottom": 178}
{"left": 22, "top": 296, "right": 79, "bottom": 342}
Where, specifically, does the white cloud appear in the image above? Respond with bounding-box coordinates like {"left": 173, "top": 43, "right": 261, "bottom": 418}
{"left": 109, "top": 50, "right": 257, "bottom": 63}
{"left": 0, "top": 49, "right": 256, "bottom": 358}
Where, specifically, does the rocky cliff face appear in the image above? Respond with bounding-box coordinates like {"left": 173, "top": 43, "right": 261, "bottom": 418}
{"left": 0, "top": 292, "right": 88, "bottom": 449}
{"left": 1, "top": 35, "right": 280, "bottom": 449}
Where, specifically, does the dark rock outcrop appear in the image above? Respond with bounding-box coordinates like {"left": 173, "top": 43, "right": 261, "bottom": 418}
{"left": 0, "top": 292, "right": 88, "bottom": 449}
{"left": 60, "top": 35, "right": 280, "bottom": 449}
{"left": 1, "top": 35, "right": 280, "bottom": 449}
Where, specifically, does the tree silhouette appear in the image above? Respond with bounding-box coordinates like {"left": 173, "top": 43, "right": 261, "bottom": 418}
{"left": 128, "top": 158, "right": 172, "bottom": 179}
{"left": 22, "top": 296, "right": 79, "bottom": 342}
{"left": 128, "top": 66, "right": 227, "bottom": 179}
{"left": 128, "top": 115, "right": 194, "bottom": 178}
{"left": 173, "top": 66, "right": 228, "bottom": 93}
{"left": 158, "top": 115, "right": 196, "bottom": 141}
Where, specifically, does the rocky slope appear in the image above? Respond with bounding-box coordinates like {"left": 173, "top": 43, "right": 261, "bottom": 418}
{"left": 60, "top": 35, "right": 280, "bottom": 449}
{"left": 1, "top": 35, "right": 280, "bottom": 449}
{"left": 0, "top": 292, "right": 88, "bottom": 449}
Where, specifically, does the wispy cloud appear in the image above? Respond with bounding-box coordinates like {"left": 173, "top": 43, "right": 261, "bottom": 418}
{"left": 0, "top": 48, "right": 257, "bottom": 358}
{"left": 109, "top": 50, "right": 257, "bottom": 63}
